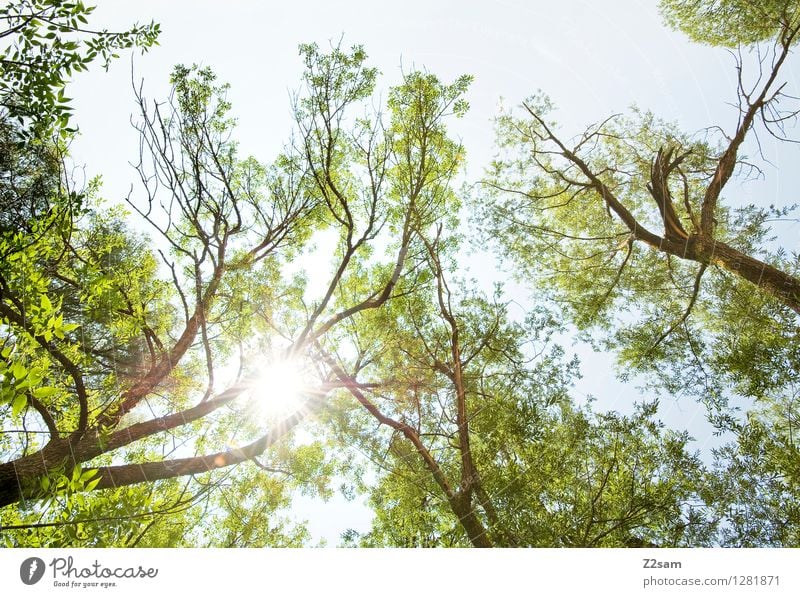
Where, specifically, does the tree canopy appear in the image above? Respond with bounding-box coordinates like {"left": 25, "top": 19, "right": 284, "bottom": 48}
{"left": 659, "top": 0, "right": 800, "bottom": 46}
{"left": 1, "top": 0, "right": 798, "bottom": 547}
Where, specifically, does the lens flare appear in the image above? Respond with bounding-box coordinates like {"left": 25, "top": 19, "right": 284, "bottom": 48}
{"left": 250, "top": 359, "right": 307, "bottom": 418}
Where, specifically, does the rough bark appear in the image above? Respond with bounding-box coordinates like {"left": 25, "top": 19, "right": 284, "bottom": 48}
{"left": 322, "top": 349, "right": 494, "bottom": 548}
{"left": 0, "top": 403, "right": 306, "bottom": 508}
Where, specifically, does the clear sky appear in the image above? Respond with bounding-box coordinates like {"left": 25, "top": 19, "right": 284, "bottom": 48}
{"left": 71, "top": 0, "right": 799, "bottom": 193}
{"left": 66, "top": 0, "right": 799, "bottom": 544}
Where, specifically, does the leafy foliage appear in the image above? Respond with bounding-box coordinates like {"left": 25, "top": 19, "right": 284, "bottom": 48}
{"left": 2, "top": 1, "right": 800, "bottom": 548}
{"left": 660, "top": 0, "right": 800, "bottom": 46}
{"left": 480, "top": 0, "right": 800, "bottom": 547}
{"left": 1, "top": 0, "right": 159, "bottom": 138}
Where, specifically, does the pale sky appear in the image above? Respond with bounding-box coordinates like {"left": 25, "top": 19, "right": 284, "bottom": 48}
{"left": 66, "top": 0, "right": 799, "bottom": 544}
{"left": 72, "top": 0, "right": 795, "bottom": 192}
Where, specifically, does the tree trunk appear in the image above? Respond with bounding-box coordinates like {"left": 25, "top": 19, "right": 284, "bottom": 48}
{"left": 0, "top": 439, "right": 73, "bottom": 508}
{"left": 448, "top": 493, "right": 493, "bottom": 548}
{"left": 0, "top": 406, "right": 305, "bottom": 509}
{"left": 634, "top": 232, "right": 800, "bottom": 315}
{"left": 692, "top": 237, "right": 800, "bottom": 315}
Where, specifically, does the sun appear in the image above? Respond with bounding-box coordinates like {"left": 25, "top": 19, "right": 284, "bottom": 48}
{"left": 249, "top": 359, "right": 308, "bottom": 418}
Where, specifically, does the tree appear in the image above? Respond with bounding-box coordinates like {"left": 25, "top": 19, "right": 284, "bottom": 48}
{"left": 482, "top": 2, "right": 799, "bottom": 389}
{"left": 481, "top": 0, "right": 800, "bottom": 545}
{"left": 660, "top": 0, "right": 800, "bottom": 47}
{"left": 4, "top": 1, "right": 798, "bottom": 548}
{"left": 0, "top": 40, "right": 481, "bottom": 545}
{"left": 702, "top": 396, "right": 800, "bottom": 546}
{"left": 1, "top": 0, "right": 160, "bottom": 298}
{"left": 0, "top": 117, "right": 63, "bottom": 233}
{"left": 318, "top": 209, "right": 713, "bottom": 547}
{"left": 1, "top": 0, "right": 159, "bottom": 139}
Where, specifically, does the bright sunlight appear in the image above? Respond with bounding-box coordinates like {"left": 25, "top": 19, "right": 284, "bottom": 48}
{"left": 249, "top": 359, "right": 309, "bottom": 419}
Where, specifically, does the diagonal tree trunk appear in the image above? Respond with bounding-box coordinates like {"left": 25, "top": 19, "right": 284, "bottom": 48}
{"left": 0, "top": 403, "right": 308, "bottom": 508}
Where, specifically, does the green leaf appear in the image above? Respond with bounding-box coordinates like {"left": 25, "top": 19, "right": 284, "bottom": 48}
{"left": 11, "top": 362, "right": 26, "bottom": 380}
{"left": 11, "top": 394, "right": 27, "bottom": 417}
{"left": 33, "top": 387, "right": 58, "bottom": 399}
